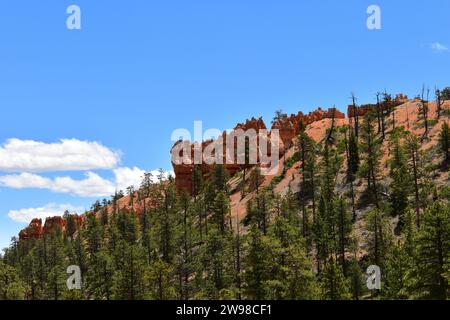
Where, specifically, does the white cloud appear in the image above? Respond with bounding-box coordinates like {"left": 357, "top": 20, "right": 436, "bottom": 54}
{"left": 430, "top": 42, "right": 449, "bottom": 52}
{"left": 0, "top": 138, "right": 120, "bottom": 173}
{"left": 0, "top": 168, "right": 174, "bottom": 198}
{"left": 53, "top": 172, "right": 116, "bottom": 197}
{"left": 0, "top": 172, "right": 114, "bottom": 197}
{"left": 114, "top": 167, "right": 147, "bottom": 192}
{"left": 114, "top": 167, "right": 173, "bottom": 191}
{"left": 7, "top": 203, "right": 84, "bottom": 223}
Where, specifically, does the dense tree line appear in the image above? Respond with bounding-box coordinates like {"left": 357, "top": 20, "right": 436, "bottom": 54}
{"left": 1, "top": 95, "right": 449, "bottom": 300}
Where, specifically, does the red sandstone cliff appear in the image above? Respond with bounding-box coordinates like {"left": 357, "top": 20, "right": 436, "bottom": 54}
{"left": 20, "top": 93, "right": 440, "bottom": 240}
{"left": 172, "top": 107, "right": 345, "bottom": 194}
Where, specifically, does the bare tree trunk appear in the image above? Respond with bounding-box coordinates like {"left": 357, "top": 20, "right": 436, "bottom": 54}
{"left": 411, "top": 147, "right": 420, "bottom": 227}
{"left": 235, "top": 211, "right": 242, "bottom": 300}
{"left": 376, "top": 93, "right": 381, "bottom": 134}
{"left": 436, "top": 88, "right": 442, "bottom": 119}
{"left": 352, "top": 93, "right": 359, "bottom": 138}
{"left": 421, "top": 86, "right": 429, "bottom": 140}
{"left": 326, "top": 106, "right": 336, "bottom": 143}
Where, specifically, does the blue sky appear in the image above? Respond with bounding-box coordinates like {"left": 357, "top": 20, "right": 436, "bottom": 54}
{"left": 0, "top": 0, "right": 449, "bottom": 251}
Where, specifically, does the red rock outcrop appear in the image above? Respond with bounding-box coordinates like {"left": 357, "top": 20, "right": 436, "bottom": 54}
{"left": 19, "top": 216, "right": 78, "bottom": 240}
{"left": 347, "top": 94, "right": 408, "bottom": 118}
{"left": 19, "top": 218, "right": 44, "bottom": 240}
{"left": 172, "top": 107, "right": 345, "bottom": 194}
{"left": 43, "top": 216, "right": 66, "bottom": 234}
{"left": 273, "top": 107, "right": 345, "bottom": 151}
{"left": 18, "top": 194, "right": 158, "bottom": 240}
{"left": 19, "top": 216, "right": 65, "bottom": 240}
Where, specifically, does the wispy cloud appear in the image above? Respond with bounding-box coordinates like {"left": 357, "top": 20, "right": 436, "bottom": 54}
{"left": 430, "top": 42, "right": 449, "bottom": 52}
{"left": 8, "top": 203, "right": 84, "bottom": 223}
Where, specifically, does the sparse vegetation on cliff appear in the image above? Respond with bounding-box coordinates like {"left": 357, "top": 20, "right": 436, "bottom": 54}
{"left": 1, "top": 92, "right": 450, "bottom": 300}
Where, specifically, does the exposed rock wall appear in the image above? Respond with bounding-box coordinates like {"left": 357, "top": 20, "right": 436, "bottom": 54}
{"left": 172, "top": 107, "right": 345, "bottom": 194}
{"left": 19, "top": 216, "right": 67, "bottom": 240}
{"left": 347, "top": 94, "right": 408, "bottom": 118}
{"left": 19, "top": 218, "right": 44, "bottom": 240}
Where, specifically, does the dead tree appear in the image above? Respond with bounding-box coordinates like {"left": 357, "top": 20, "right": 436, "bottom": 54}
{"left": 380, "top": 91, "right": 387, "bottom": 140}
{"left": 326, "top": 106, "right": 337, "bottom": 144}
{"left": 344, "top": 127, "right": 357, "bottom": 222}
{"left": 376, "top": 92, "right": 382, "bottom": 134}
{"left": 351, "top": 93, "right": 359, "bottom": 138}
{"left": 421, "top": 86, "right": 430, "bottom": 140}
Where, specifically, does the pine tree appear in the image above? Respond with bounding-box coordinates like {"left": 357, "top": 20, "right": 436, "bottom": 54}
{"left": 64, "top": 211, "right": 77, "bottom": 240}
{"left": 44, "top": 228, "right": 67, "bottom": 300}
{"left": 405, "top": 133, "right": 422, "bottom": 227}
{"left": 335, "top": 197, "right": 352, "bottom": 276}
{"left": 84, "top": 212, "right": 102, "bottom": 256}
{"left": 365, "top": 209, "right": 393, "bottom": 270}
{"left": 174, "top": 192, "right": 198, "bottom": 299}
{"left": 248, "top": 167, "right": 264, "bottom": 194}
{"left": 347, "top": 128, "right": 360, "bottom": 177}
{"left": 415, "top": 202, "right": 449, "bottom": 299}
{"left": 268, "top": 216, "right": 320, "bottom": 299}
{"left": 212, "top": 164, "right": 229, "bottom": 192}
{"left": 314, "top": 195, "right": 333, "bottom": 273}
{"left": 436, "top": 88, "right": 442, "bottom": 119}
{"left": 154, "top": 184, "right": 177, "bottom": 263}
{"left": 212, "top": 191, "right": 231, "bottom": 234}
{"left": 382, "top": 241, "right": 411, "bottom": 299}
{"left": 439, "top": 122, "right": 450, "bottom": 163}
{"left": 359, "top": 108, "right": 381, "bottom": 207}
{"left": 192, "top": 164, "right": 203, "bottom": 198}
{"left": 344, "top": 126, "right": 358, "bottom": 221}
{"left": 347, "top": 244, "right": 364, "bottom": 300}
{"left": 243, "top": 224, "right": 273, "bottom": 299}
{"left": 88, "top": 248, "right": 114, "bottom": 300}
{"left": 320, "top": 257, "right": 351, "bottom": 300}
{"left": 112, "top": 242, "right": 147, "bottom": 300}
{"left": 146, "top": 259, "right": 176, "bottom": 300}
{"left": 298, "top": 119, "right": 317, "bottom": 226}
{"left": 0, "top": 261, "right": 25, "bottom": 300}
{"left": 200, "top": 229, "right": 234, "bottom": 299}
{"left": 388, "top": 132, "right": 410, "bottom": 230}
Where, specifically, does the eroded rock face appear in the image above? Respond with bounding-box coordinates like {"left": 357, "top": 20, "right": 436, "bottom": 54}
{"left": 19, "top": 218, "right": 43, "bottom": 240}
{"left": 273, "top": 107, "right": 345, "bottom": 151}
{"left": 43, "top": 216, "right": 66, "bottom": 234}
{"left": 347, "top": 94, "right": 408, "bottom": 118}
{"left": 20, "top": 216, "right": 70, "bottom": 240}
{"left": 172, "top": 107, "right": 345, "bottom": 194}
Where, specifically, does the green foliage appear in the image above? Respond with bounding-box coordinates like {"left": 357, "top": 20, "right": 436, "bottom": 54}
{"left": 414, "top": 202, "right": 450, "bottom": 299}
{"left": 359, "top": 110, "right": 382, "bottom": 206}
{"left": 388, "top": 132, "right": 411, "bottom": 229}
{"left": 3, "top": 119, "right": 450, "bottom": 301}
{"left": 364, "top": 209, "right": 393, "bottom": 269}
{"left": 439, "top": 122, "right": 450, "bottom": 163}
{"left": 0, "top": 261, "right": 25, "bottom": 300}
{"left": 320, "top": 258, "right": 351, "bottom": 300}
{"left": 441, "top": 87, "right": 450, "bottom": 100}
{"left": 284, "top": 152, "right": 300, "bottom": 170}
{"left": 242, "top": 224, "right": 273, "bottom": 299}
{"left": 347, "top": 129, "right": 360, "bottom": 177}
